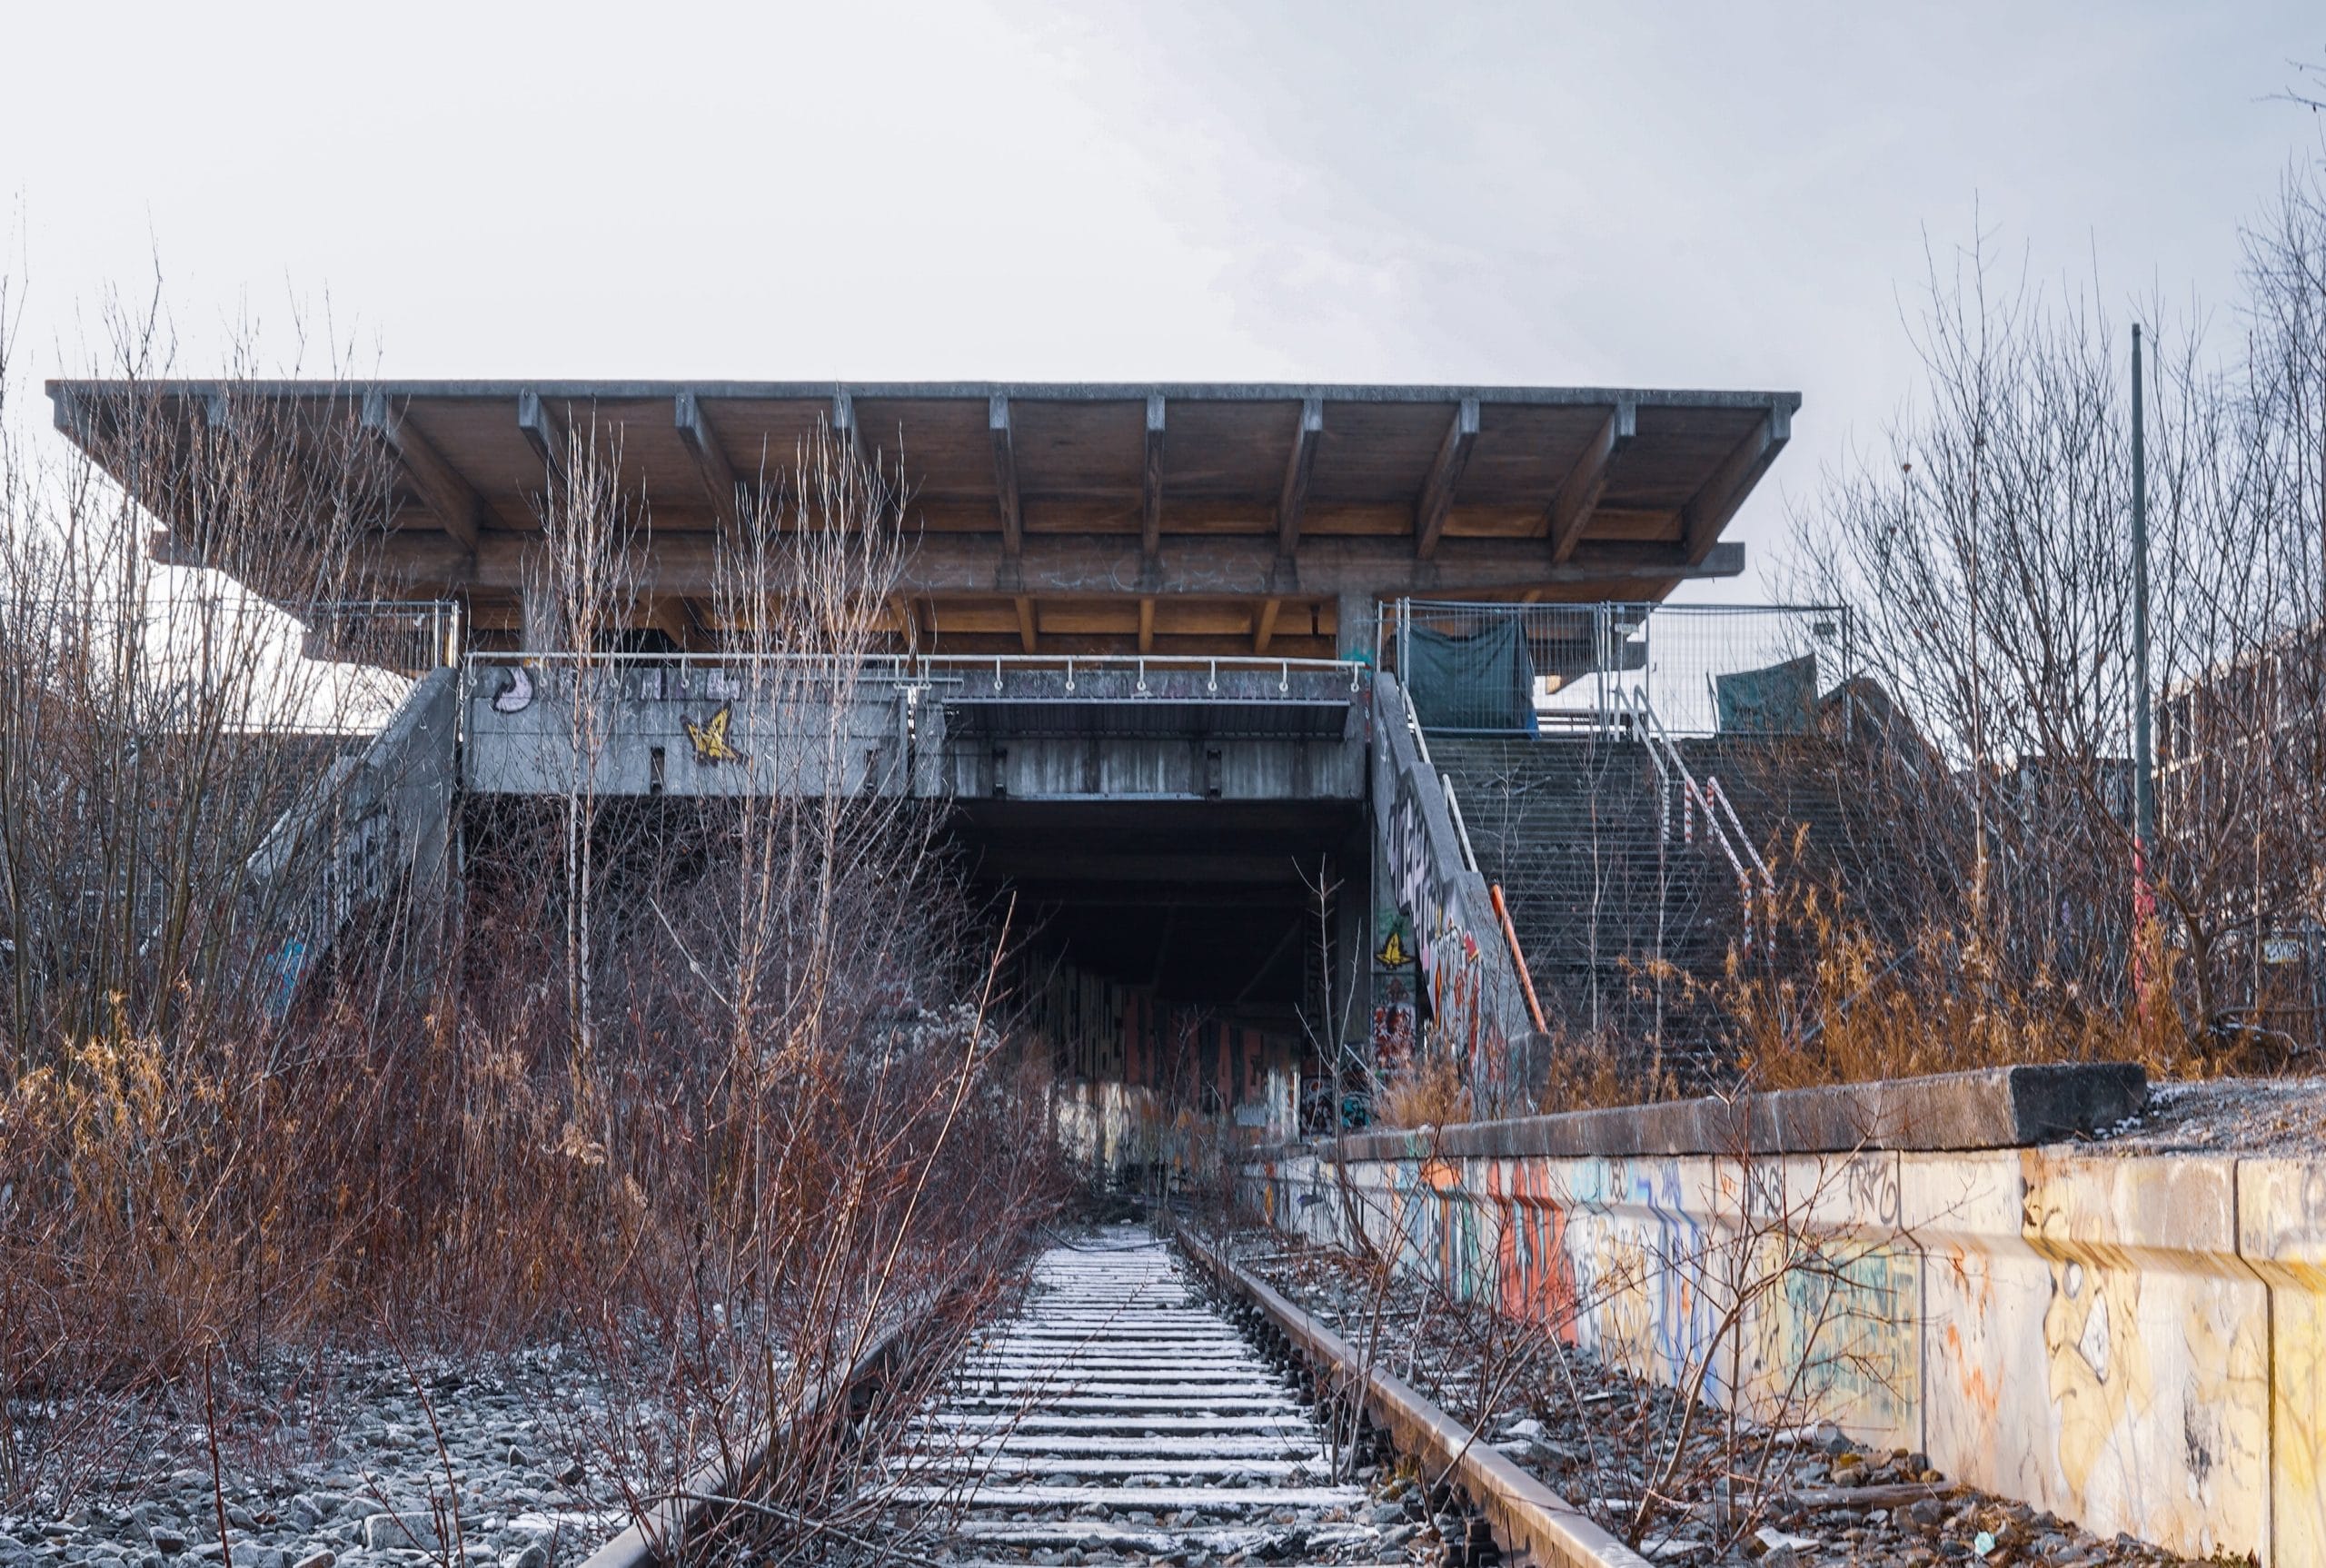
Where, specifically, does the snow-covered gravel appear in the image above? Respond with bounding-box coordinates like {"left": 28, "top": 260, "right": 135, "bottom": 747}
{"left": 1, "top": 1347, "right": 668, "bottom": 1568}
{"left": 2082, "top": 1072, "right": 2326, "bottom": 1156}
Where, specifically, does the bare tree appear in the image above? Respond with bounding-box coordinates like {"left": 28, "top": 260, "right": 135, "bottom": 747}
{"left": 1785, "top": 186, "right": 2326, "bottom": 1064}
{"left": 521, "top": 413, "right": 643, "bottom": 1070}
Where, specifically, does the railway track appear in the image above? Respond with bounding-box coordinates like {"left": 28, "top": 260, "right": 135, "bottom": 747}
{"left": 876, "top": 1226, "right": 1403, "bottom": 1566}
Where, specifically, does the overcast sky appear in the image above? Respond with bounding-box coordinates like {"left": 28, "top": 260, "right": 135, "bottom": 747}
{"left": 4, "top": 2, "right": 2321, "bottom": 595}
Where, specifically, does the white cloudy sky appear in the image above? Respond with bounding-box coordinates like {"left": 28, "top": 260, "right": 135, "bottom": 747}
{"left": 4, "top": 2, "right": 2321, "bottom": 595}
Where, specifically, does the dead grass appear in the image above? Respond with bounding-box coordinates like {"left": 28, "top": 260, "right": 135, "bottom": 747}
{"left": 1511, "top": 872, "right": 2231, "bottom": 1116}
{"left": 1371, "top": 1051, "right": 1474, "bottom": 1130}
{"left": 0, "top": 323, "right": 1069, "bottom": 1526}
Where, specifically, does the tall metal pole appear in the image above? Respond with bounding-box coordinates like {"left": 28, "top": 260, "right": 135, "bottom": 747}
{"left": 2132, "top": 325, "right": 2156, "bottom": 859}
{"left": 2130, "top": 323, "right": 2159, "bottom": 1026}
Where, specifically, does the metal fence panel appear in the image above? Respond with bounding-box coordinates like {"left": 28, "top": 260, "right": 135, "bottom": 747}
{"left": 1380, "top": 600, "right": 1852, "bottom": 738}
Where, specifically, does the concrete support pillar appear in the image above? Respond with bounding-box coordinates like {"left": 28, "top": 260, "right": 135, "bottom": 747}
{"left": 1336, "top": 590, "right": 1378, "bottom": 663}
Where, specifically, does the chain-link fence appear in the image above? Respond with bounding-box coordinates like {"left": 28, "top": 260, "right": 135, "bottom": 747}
{"left": 1376, "top": 600, "right": 1878, "bottom": 1073}
{"left": 1379, "top": 600, "right": 1854, "bottom": 737}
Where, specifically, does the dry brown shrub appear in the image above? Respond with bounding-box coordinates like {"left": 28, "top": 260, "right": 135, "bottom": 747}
{"left": 1372, "top": 1051, "right": 1473, "bottom": 1128}
{"left": 0, "top": 303, "right": 1070, "bottom": 1526}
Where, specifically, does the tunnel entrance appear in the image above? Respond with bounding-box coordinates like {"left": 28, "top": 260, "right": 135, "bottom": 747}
{"left": 947, "top": 797, "right": 1371, "bottom": 1153}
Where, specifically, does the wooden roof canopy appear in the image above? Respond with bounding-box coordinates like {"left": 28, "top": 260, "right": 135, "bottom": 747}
{"left": 46, "top": 379, "right": 1796, "bottom": 659}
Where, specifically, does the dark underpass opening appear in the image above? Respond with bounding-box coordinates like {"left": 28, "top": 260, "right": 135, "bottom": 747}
{"left": 946, "top": 798, "right": 1372, "bottom": 1150}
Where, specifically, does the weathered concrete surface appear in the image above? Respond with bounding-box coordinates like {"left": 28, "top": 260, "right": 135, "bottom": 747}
{"left": 1275, "top": 1063, "right": 2150, "bottom": 1164}
{"left": 1246, "top": 1117, "right": 2326, "bottom": 1564}
{"left": 462, "top": 658, "right": 1367, "bottom": 801}
{"left": 256, "top": 666, "right": 460, "bottom": 1007}
{"left": 463, "top": 660, "right": 925, "bottom": 797}
{"left": 1369, "top": 671, "right": 1545, "bottom": 1111}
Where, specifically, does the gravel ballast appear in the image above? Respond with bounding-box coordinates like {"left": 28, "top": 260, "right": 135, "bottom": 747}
{"left": 1, "top": 1347, "right": 664, "bottom": 1568}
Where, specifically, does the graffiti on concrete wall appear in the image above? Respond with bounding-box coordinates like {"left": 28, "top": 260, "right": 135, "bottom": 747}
{"left": 1379, "top": 749, "right": 1514, "bottom": 1093}
{"left": 683, "top": 703, "right": 748, "bottom": 764}
{"left": 2002, "top": 1153, "right": 2269, "bottom": 1553}
{"left": 1376, "top": 909, "right": 1414, "bottom": 969}
{"left": 1250, "top": 1142, "right": 2323, "bottom": 1568}
{"left": 1370, "top": 975, "right": 1416, "bottom": 1078}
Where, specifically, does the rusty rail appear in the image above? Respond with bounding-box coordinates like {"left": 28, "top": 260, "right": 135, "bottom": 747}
{"left": 1172, "top": 1226, "right": 1647, "bottom": 1568}
{"left": 574, "top": 1312, "right": 925, "bottom": 1568}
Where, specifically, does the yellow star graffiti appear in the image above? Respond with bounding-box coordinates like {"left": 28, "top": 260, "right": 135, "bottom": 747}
{"left": 683, "top": 703, "right": 748, "bottom": 765}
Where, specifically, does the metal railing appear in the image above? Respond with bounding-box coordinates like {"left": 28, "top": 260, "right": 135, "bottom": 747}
{"left": 299, "top": 600, "right": 462, "bottom": 674}
{"left": 4, "top": 593, "right": 460, "bottom": 669}
{"left": 462, "top": 649, "right": 1367, "bottom": 698}
{"left": 1617, "top": 684, "right": 1775, "bottom": 948}
{"left": 1381, "top": 600, "right": 1851, "bottom": 737}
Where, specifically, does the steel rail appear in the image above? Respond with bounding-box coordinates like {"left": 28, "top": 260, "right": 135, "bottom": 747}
{"left": 574, "top": 1310, "right": 929, "bottom": 1568}
{"left": 1172, "top": 1225, "right": 1649, "bottom": 1568}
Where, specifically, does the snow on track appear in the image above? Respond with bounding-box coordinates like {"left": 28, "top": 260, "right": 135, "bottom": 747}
{"left": 886, "top": 1226, "right": 1404, "bottom": 1566}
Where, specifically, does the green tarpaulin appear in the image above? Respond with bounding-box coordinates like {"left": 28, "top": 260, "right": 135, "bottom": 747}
{"left": 1406, "top": 620, "right": 1537, "bottom": 733}
{"left": 1715, "top": 652, "right": 1819, "bottom": 734}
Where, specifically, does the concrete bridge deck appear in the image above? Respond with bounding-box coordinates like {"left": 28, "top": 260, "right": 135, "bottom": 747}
{"left": 460, "top": 652, "right": 1370, "bottom": 801}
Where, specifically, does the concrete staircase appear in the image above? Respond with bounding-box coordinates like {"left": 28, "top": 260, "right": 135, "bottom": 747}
{"left": 1432, "top": 731, "right": 1885, "bottom": 1071}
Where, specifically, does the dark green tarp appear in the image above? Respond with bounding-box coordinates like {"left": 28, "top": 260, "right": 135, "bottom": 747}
{"left": 1406, "top": 620, "right": 1537, "bottom": 733}
{"left": 1715, "top": 652, "right": 1819, "bottom": 734}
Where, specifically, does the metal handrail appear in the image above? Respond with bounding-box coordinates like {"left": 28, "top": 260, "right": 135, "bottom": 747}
{"left": 1443, "top": 774, "right": 1479, "bottom": 875}
{"left": 459, "top": 650, "right": 1367, "bottom": 735}
{"left": 463, "top": 650, "right": 1362, "bottom": 683}
{"left": 1397, "top": 596, "right": 1851, "bottom": 617}
{"left": 1397, "top": 674, "right": 1436, "bottom": 773}
{"left": 1617, "top": 686, "right": 1774, "bottom": 943}
{"left": 1700, "top": 774, "right": 1772, "bottom": 888}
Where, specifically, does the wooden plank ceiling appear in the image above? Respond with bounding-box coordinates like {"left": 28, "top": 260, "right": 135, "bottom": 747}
{"left": 49, "top": 380, "right": 1797, "bottom": 659}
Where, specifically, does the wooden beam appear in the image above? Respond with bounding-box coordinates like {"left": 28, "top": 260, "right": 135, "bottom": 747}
{"left": 1276, "top": 397, "right": 1323, "bottom": 557}
{"left": 989, "top": 394, "right": 1022, "bottom": 556}
{"left": 516, "top": 390, "right": 566, "bottom": 477}
{"left": 1681, "top": 407, "right": 1790, "bottom": 564}
{"left": 644, "top": 594, "right": 698, "bottom": 650}
{"left": 361, "top": 391, "right": 482, "bottom": 550}
{"left": 1015, "top": 596, "right": 1038, "bottom": 652}
{"left": 1413, "top": 397, "right": 1479, "bottom": 561}
{"left": 1141, "top": 394, "right": 1166, "bottom": 558}
{"left": 673, "top": 392, "right": 741, "bottom": 530}
{"left": 317, "top": 529, "right": 1747, "bottom": 599}
{"left": 832, "top": 391, "right": 857, "bottom": 452}
{"left": 1138, "top": 597, "right": 1156, "bottom": 652}
{"left": 1541, "top": 400, "right": 1635, "bottom": 563}
{"left": 1254, "top": 598, "right": 1281, "bottom": 654}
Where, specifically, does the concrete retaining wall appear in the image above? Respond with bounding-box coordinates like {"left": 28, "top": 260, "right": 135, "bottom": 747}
{"left": 1368, "top": 672, "right": 1544, "bottom": 1111}
{"left": 1246, "top": 1136, "right": 2326, "bottom": 1565}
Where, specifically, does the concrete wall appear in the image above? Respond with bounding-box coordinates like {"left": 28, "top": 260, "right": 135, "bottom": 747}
{"left": 464, "top": 660, "right": 925, "bottom": 797}
{"left": 1035, "top": 957, "right": 1310, "bottom": 1164}
{"left": 1054, "top": 1077, "right": 1301, "bottom": 1173}
{"left": 255, "top": 667, "right": 460, "bottom": 1010}
{"left": 1369, "top": 672, "right": 1544, "bottom": 1112}
{"left": 464, "top": 659, "right": 1366, "bottom": 802}
{"left": 1246, "top": 1137, "right": 2326, "bottom": 1566}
